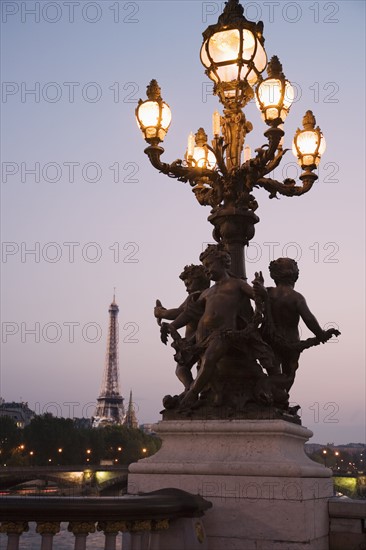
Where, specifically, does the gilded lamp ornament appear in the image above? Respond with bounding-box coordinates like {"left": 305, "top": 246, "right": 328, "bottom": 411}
{"left": 135, "top": 0, "right": 326, "bottom": 279}
{"left": 136, "top": 0, "right": 340, "bottom": 421}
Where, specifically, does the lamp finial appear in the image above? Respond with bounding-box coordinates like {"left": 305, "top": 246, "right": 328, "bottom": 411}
{"left": 146, "top": 79, "right": 162, "bottom": 101}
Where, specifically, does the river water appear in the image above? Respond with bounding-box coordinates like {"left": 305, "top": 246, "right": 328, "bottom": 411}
{"left": 0, "top": 522, "right": 124, "bottom": 549}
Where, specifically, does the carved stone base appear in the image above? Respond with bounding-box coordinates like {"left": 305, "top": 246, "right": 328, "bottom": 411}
{"left": 162, "top": 402, "right": 301, "bottom": 423}
{"left": 128, "top": 419, "right": 333, "bottom": 549}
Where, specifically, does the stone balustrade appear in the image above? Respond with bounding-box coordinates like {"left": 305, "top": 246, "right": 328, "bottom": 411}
{"left": 329, "top": 497, "right": 366, "bottom": 550}
{"left": 0, "top": 488, "right": 211, "bottom": 550}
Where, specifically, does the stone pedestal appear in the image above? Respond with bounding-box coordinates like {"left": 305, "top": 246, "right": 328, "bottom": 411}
{"left": 128, "top": 420, "right": 334, "bottom": 550}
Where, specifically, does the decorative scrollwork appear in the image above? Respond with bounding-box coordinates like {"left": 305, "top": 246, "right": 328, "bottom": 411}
{"left": 36, "top": 522, "right": 61, "bottom": 536}
{"left": 152, "top": 519, "right": 170, "bottom": 531}
{"left": 257, "top": 174, "right": 317, "bottom": 198}
{"left": 144, "top": 121, "right": 317, "bottom": 212}
{"left": 0, "top": 521, "right": 29, "bottom": 535}
{"left": 129, "top": 520, "right": 152, "bottom": 532}
{"left": 68, "top": 522, "right": 96, "bottom": 535}
{"left": 97, "top": 521, "right": 130, "bottom": 534}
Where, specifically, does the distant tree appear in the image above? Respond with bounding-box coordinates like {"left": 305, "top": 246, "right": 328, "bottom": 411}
{"left": 0, "top": 416, "right": 21, "bottom": 463}
{"left": 308, "top": 447, "right": 354, "bottom": 473}
{"left": 23, "top": 414, "right": 78, "bottom": 465}
{"left": 96, "top": 424, "right": 161, "bottom": 464}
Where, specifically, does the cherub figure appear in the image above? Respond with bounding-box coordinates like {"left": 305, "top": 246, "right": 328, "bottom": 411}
{"left": 253, "top": 258, "right": 340, "bottom": 391}
{"left": 164, "top": 245, "right": 278, "bottom": 410}
{"left": 154, "top": 264, "right": 210, "bottom": 391}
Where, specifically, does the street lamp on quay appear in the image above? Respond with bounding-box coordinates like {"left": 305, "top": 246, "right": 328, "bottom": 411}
{"left": 334, "top": 451, "right": 340, "bottom": 470}
{"left": 57, "top": 448, "right": 63, "bottom": 466}
{"left": 29, "top": 451, "right": 35, "bottom": 466}
{"left": 135, "top": 0, "right": 326, "bottom": 280}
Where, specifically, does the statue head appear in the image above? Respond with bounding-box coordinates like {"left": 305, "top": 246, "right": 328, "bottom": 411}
{"left": 179, "top": 264, "right": 210, "bottom": 293}
{"left": 199, "top": 244, "right": 231, "bottom": 269}
{"left": 269, "top": 258, "right": 299, "bottom": 286}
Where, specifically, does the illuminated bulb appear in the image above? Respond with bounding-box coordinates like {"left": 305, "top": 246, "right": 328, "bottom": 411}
{"left": 209, "top": 30, "right": 240, "bottom": 63}
{"left": 244, "top": 145, "right": 251, "bottom": 162}
{"left": 192, "top": 147, "right": 216, "bottom": 169}
{"left": 187, "top": 132, "right": 195, "bottom": 158}
{"left": 212, "top": 111, "right": 221, "bottom": 136}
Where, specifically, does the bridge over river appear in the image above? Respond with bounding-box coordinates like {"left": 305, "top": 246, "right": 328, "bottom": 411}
{"left": 0, "top": 465, "right": 129, "bottom": 495}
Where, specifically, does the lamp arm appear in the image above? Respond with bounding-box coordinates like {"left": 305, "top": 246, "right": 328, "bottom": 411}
{"left": 144, "top": 145, "right": 171, "bottom": 173}
{"left": 261, "top": 148, "right": 289, "bottom": 176}
{"left": 262, "top": 127, "right": 284, "bottom": 164}
{"left": 144, "top": 145, "right": 219, "bottom": 187}
{"left": 257, "top": 173, "right": 318, "bottom": 198}
{"left": 242, "top": 127, "right": 284, "bottom": 178}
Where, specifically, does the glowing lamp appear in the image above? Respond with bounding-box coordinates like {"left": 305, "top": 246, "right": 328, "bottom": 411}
{"left": 292, "top": 111, "right": 326, "bottom": 170}
{"left": 136, "top": 80, "right": 172, "bottom": 145}
{"left": 200, "top": 0, "right": 267, "bottom": 104}
{"left": 256, "top": 56, "right": 294, "bottom": 126}
{"left": 186, "top": 128, "right": 216, "bottom": 169}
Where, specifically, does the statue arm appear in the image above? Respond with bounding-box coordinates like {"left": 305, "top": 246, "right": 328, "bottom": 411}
{"left": 170, "top": 296, "right": 205, "bottom": 330}
{"left": 297, "top": 295, "right": 326, "bottom": 340}
{"left": 154, "top": 298, "right": 186, "bottom": 321}
{"left": 156, "top": 306, "right": 184, "bottom": 321}
{"left": 251, "top": 271, "right": 268, "bottom": 302}
{"left": 241, "top": 280, "right": 255, "bottom": 300}
{"left": 170, "top": 310, "right": 195, "bottom": 331}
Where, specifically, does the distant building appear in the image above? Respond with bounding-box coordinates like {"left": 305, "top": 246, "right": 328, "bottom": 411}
{"left": 73, "top": 417, "right": 92, "bottom": 429}
{"left": 0, "top": 401, "right": 35, "bottom": 428}
{"left": 123, "top": 390, "right": 139, "bottom": 429}
{"left": 305, "top": 443, "right": 323, "bottom": 455}
{"left": 140, "top": 423, "right": 156, "bottom": 435}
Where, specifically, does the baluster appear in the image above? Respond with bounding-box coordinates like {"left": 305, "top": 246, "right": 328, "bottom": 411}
{"left": 97, "top": 521, "right": 129, "bottom": 550}
{"left": 36, "top": 521, "right": 61, "bottom": 550}
{"left": 0, "top": 521, "right": 29, "bottom": 550}
{"left": 68, "top": 522, "right": 95, "bottom": 550}
{"left": 129, "top": 521, "right": 152, "bottom": 550}
{"left": 150, "top": 520, "right": 169, "bottom": 550}
{"left": 130, "top": 533, "right": 142, "bottom": 550}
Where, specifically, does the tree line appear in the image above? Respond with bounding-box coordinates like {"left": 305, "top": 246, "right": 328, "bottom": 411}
{"left": 0, "top": 414, "right": 161, "bottom": 466}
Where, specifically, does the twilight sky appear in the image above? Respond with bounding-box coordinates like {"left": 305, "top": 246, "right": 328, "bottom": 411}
{"left": 1, "top": 0, "right": 365, "bottom": 444}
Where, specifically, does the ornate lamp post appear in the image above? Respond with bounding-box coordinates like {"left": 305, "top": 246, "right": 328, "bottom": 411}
{"left": 131, "top": 10, "right": 340, "bottom": 544}
{"left": 136, "top": 0, "right": 326, "bottom": 280}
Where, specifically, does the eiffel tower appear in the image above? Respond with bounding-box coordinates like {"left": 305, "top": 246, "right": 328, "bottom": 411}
{"left": 93, "top": 294, "right": 125, "bottom": 427}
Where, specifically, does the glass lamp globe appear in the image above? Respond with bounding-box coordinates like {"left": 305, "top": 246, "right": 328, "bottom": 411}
{"left": 186, "top": 128, "right": 216, "bottom": 170}
{"left": 200, "top": 0, "right": 267, "bottom": 105}
{"left": 191, "top": 146, "right": 217, "bottom": 169}
{"left": 136, "top": 80, "right": 171, "bottom": 144}
{"left": 292, "top": 111, "right": 326, "bottom": 170}
{"left": 255, "top": 56, "right": 294, "bottom": 126}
